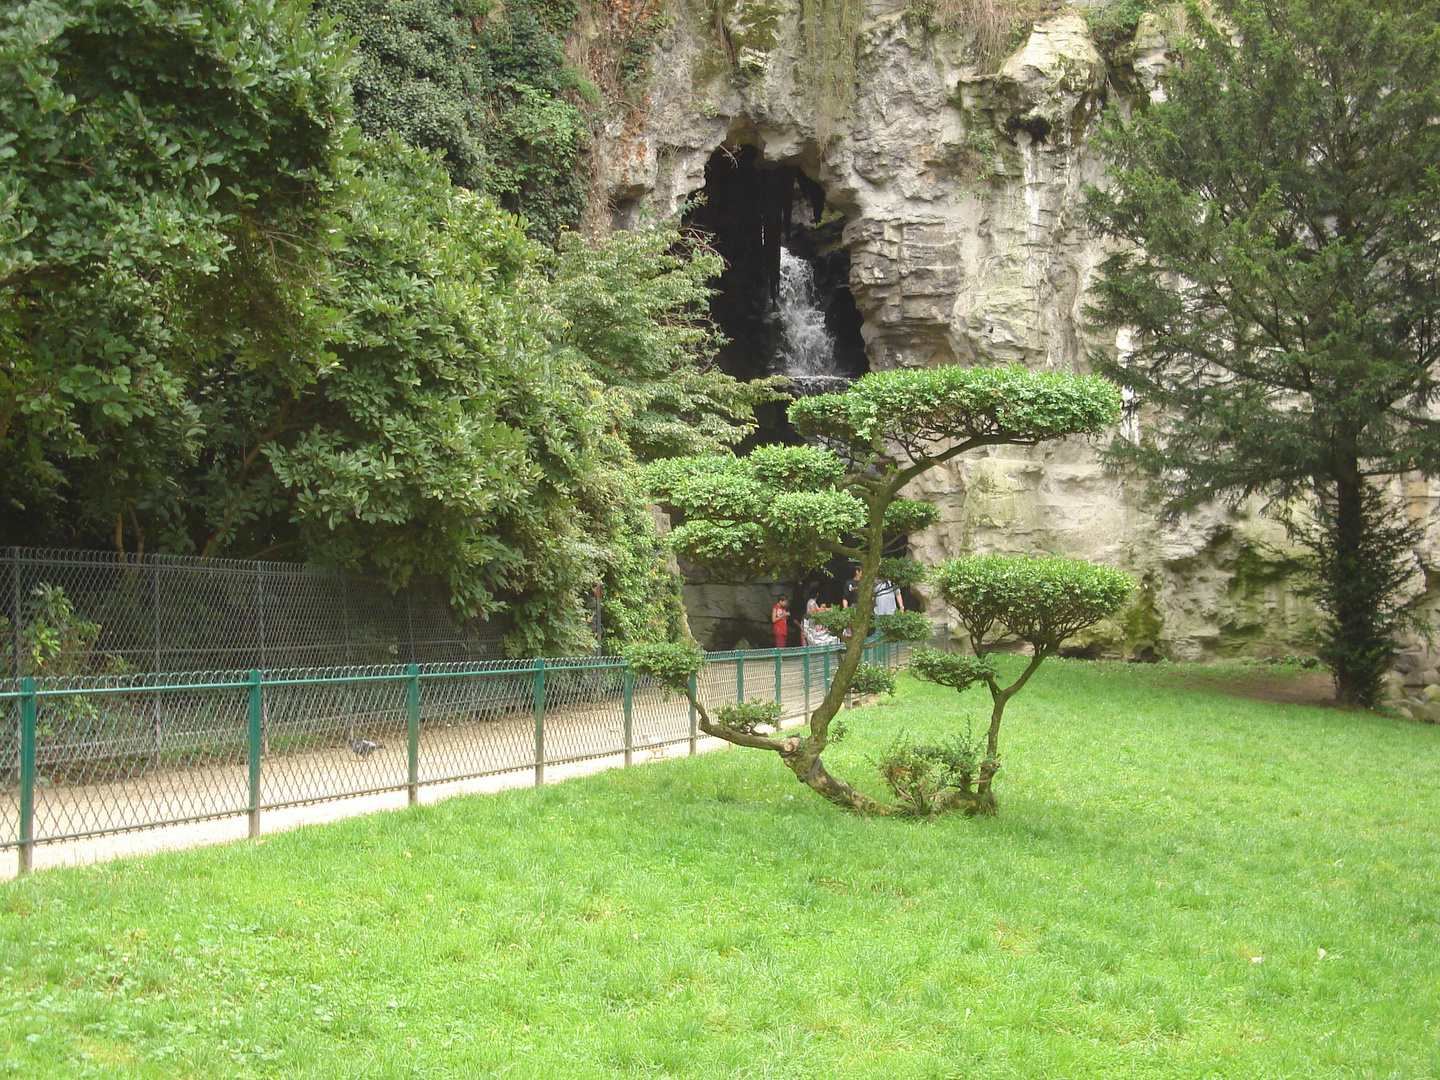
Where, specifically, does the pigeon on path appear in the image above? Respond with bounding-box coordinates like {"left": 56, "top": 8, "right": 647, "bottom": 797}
{"left": 349, "top": 738, "right": 385, "bottom": 758}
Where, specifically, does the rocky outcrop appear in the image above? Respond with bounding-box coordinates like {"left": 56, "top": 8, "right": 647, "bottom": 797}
{"left": 590, "top": 1, "right": 1440, "bottom": 671}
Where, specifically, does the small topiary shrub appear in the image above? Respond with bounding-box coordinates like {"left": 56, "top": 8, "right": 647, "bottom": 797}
{"left": 623, "top": 640, "right": 703, "bottom": 691}
{"left": 715, "top": 698, "right": 783, "bottom": 735}
{"left": 872, "top": 730, "right": 987, "bottom": 816}
{"left": 911, "top": 553, "right": 1133, "bottom": 814}
{"left": 849, "top": 662, "right": 897, "bottom": 698}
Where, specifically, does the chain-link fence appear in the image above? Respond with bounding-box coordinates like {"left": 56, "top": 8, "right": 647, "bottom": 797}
{"left": 1, "top": 635, "right": 929, "bottom": 873}
{"left": 1, "top": 547, "right": 507, "bottom": 676}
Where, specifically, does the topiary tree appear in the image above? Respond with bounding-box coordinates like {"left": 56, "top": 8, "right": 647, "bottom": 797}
{"left": 910, "top": 555, "right": 1134, "bottom": 814}
{"left": 624, "top": 364, "right": 1121, "bottom": 815}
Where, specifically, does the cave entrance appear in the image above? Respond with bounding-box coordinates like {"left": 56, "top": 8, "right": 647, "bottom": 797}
{"left": 684, "top": 145, "right": 869, "bottom": 449}
{"left": 677, "top": 145, "right": 876, "bottom": 649}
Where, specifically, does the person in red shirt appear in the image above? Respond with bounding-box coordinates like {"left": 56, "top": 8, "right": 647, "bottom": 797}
{"left": 771, "top": 595, "right": 790, "bottom": 649}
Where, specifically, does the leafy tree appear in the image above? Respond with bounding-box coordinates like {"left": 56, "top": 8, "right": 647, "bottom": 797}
{"left": 0, "top": 0, "right": 355, "bottom": 548}
{"left": 546, "top": 223, "right": 781, "bottom": 461}
{"left": 0, "top": 1, "right": 745, "bottom": 656}
{"left": 317, "top": 0, "right": 592, "bottom": 242}
{"left": 175, "top": 142, "right": 692, "bottom": 655}
{"left": 1085, "top": 0, "right": 1440, "bottom": 706}
{"left": 910, "top": 555, "right": 1132, "bottom": 814}
{"left": 626, "top": 364, "right": 1121, "bottom": 814}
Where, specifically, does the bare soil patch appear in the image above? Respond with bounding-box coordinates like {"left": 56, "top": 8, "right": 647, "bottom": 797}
{"left": 1158, "top": 666, "right": 1340, "bottom": 708}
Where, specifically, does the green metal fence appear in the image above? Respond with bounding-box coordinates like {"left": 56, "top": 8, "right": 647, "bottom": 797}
{"left": 2, "top": 636, "right": 917, "bottom": 874}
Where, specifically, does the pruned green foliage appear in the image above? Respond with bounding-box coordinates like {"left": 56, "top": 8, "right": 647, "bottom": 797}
{"left": 808, "top": 606, "right": 854, "bottom": 637}
{"left": 849, "top": 662, "right": 898, "bottom": 697}
{"left": 746, "top": 444, "right": 849, "bottom": 490}
{"left": 934, "top": 555, "right": 1133, "bottom": 653}
{"left": 641, "top": 362, "right": 1122, "bottom": 814}
{"left": 714, "top": 698, "right": 783, "bottom": 734}
{"left": 878, "top": 557, "right": 929, "bottom": 590}
{"left": 789, "top": 365, "right": 1121, "bottom": 463}
{"left": 908, "top": 647, "right": 996, "bottom": 692}
{"left": 646, "top": 450, "right": 862, "bottom": 579}
{"left": 911, "top": 555, "right": 1133, "bottom": 812}
{"left": 874, "top": 610, "right": 935, "bottom": 644}
{"left": 883, "top": 499, "right": 941, "bottom": 534}
{"left": 767, "top": 492, "right": 868, "bottom": 547}
{"left": 807, "top": 604, "right": 931, "bottom": 645}
{"left": 623, "top": 639, "right": 703, "bottom": 690}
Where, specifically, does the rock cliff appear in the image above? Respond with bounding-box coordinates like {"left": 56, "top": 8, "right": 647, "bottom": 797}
{"left": 585, "top": 0, "right": 1439, "bottom": 667}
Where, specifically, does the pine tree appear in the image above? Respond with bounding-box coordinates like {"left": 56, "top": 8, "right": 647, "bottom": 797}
{"left": 1086, "top": 0, "right": 1440, "bottom": 706}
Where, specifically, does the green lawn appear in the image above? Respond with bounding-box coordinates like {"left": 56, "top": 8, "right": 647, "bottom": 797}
{"left": 2, "top": 660, "right": 1438, "bottom": 1079}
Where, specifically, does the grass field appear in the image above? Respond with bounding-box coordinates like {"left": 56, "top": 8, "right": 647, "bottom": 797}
{"left": 2, "top": 659, "right": 1437, "bottom": 1079}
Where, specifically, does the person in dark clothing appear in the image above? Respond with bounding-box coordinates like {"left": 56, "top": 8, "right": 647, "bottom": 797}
{"left": 841, "top": 566, "right": 861, "bottom": 609}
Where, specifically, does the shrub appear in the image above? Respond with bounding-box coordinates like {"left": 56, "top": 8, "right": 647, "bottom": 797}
{"left": 849, "top": 662, "right": 897, "bottom": 698}
{"left": 714, "top": 699, "right": 783, "bottom": 735}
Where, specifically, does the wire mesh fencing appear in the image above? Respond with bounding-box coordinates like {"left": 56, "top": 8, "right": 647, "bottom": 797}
{"left": 1, "top": 546, "right": 508, "bottom": 675}
{"left": 2, "top": 633, "right": 934, "bottom": 873}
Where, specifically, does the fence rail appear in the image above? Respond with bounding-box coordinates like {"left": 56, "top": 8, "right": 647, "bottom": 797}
{"left": 2, "top": 636, "right": 919, "bottom": 873}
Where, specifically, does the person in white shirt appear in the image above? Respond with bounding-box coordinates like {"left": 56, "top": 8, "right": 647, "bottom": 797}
{"left": 873, "top": 579, "right": 904, "bottom": 617}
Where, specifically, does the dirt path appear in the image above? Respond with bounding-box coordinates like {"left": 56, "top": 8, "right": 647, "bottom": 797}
{"left": 1156, "top": 666, "right": 1340, "bottom": 707}
{"left": 2, "top": 652, "right": 836, "bottom": 878}
{"left": 1, "top": 732, "right": 741, "bottom": 880}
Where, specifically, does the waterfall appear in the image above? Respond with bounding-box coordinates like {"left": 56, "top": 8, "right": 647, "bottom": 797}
{"left": 776, "top": 247, "right": 850, "bottom": 394}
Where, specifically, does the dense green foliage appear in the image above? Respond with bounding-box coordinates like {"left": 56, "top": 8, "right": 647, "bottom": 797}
{"left": 0, "top": 0, "right": 760, "bottom": 656}
{"left": 788, "top": 364, "right": 1123, "bottom": 465}
{"left": 5, "top": 665, "right": 1438, "bottom": 1076}
{"left": 872, "top": 730, "right": 985, "bottom": 814}
{"left": 623, "top": 638, "right": 704, "bottom": 691}
{"left": 1086, "top": 0, "right": 1440, "bottom": 706}
{"left": 0, "top": 0, "right": 354, "bottom": 548}
{"left": 934, "top": 554, "right": 1135, "bottom": 654}
{"left": 908, "top": 648, "right": 996, "bottom": 692}
{"left": 547, "top": 224, "right": 779, "bottom": 461}
{"left": 645, "top": 365, "right": 1121, "bottom": 813}
{"left": 714, "top": 697, "right": 783, "bottom": 734}
{"left": 316, "top": 0, "right": 592, "bottom": 241}
{"left": 848, "top": 660, "right": 897, "bottom": 697}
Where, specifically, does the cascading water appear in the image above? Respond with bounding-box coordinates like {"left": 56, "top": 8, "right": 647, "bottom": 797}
{"left": 776, "top": 247, "right": 851, "bottom": 394}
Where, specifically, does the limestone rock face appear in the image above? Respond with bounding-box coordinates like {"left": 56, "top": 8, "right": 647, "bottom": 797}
{"left": 591, "top": 1, "right": 1439, "bottom": 664}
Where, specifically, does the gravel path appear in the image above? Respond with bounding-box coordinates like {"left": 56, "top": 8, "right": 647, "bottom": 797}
{"left": 2, "top": 654, "right": 829, "bottom": 878}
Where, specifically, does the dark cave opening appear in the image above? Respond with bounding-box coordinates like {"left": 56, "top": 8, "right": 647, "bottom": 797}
{"left": 676, "top": 145, "right": 894, "bottom": 648}
{"left": 684, "top": 145, "right": 869, "bottom": 450}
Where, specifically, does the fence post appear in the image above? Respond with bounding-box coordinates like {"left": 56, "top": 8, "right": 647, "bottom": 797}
{"left": 688, "top": 674, "right": 697, "bottom": 756}
{"left": 406, "top": 663, "right": 420, "bottom": 806}
{"left": 622, "top": 667, "right": 634, "bottom": 768}
{"left": 774, "top": 648, "right": 783, "bottom": 709}
{"left": 533, "top": 658, "right": 545, "bottom": 786}
{"left": 823, "top": 646, "right": 831, "bottom": 691}
{"left": 247, "top": 669, "right": 262, "bottom": 838}
{"left": 10, "top": 549, "right": 22, "bottom": 681}
{"left": 736, "top": 652, "right": 745, "bottom": 703}
{"left": 150, "top": 563, "right": 162, "bottom": 768}
{"left": 17, "top": 677, "right": 36, "bottom": 875}
{"left": 803, "top": 648, "right": 811, "bottom": 719}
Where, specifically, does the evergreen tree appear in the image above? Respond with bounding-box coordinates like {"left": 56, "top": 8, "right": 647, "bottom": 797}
{"left": 1086, "top": 0, "right": 1440, "bottom": 706}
